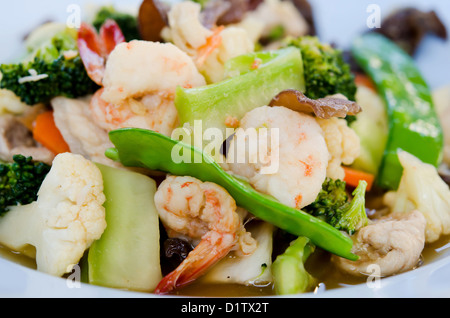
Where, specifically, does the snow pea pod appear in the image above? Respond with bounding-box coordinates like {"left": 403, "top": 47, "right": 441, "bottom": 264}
{"left": 105, "top": 128, "right": 357, "bottom": 261}
{"left": 352, "top": 33, "right": 444, "bottom": 190}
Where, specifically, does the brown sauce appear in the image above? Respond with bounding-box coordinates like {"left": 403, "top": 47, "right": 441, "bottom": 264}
{"left": 1, "top": 234, "right": 450, "bottom": 297}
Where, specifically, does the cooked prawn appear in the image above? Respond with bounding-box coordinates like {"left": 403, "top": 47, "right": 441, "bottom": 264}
{"left": 154, "top": 175, "right": 257, "bottom": 294}
{"left": 78, "top": 35, "right": 206, "bottom": 136}
{"left": 226, "top": 106, "right": 329, "bottom": 209}
{"left": 162, "top": 1, "right": 254, "bottom": 83}
{"left": 77, "top": 19, "right": 125, "bottom": 85}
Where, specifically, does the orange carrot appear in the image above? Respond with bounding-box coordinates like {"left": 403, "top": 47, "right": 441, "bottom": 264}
{"left": 33, "top": 111, "right": 70, "bottom": 155}
{"left": 196, "top": 25, "right": 225, "bottom": 67}
{"left": 343, "top": 166, "right": 375, "bottom": 191}
{"left": 354, "top": 73, "right": 376, "bottom": 92}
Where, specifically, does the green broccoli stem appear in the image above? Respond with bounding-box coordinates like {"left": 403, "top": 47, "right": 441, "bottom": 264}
{"left": 332, "top": 180, "right": 368, "bottom": 235}
{"left": 174, "top": 47, "right": 305, "bottom": 145}
{"left": 272, "top": 236, "right": 316, "bottom": 295}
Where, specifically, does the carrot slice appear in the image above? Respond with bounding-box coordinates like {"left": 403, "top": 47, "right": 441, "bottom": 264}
{"left": 33, "top": 111, "right": 70, "bottom": 155}
{"left": 196, "top": 25, "right": 225, "bottom": 67}
{"left": 343, "top": 166, "right": 375, "bottom": 191}
{"left": 354, "top": 73, "right": 377, "bottom": 92}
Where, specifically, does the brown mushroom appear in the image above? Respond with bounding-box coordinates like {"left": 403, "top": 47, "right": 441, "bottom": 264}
{"left": 138, "top": 0, "right": 169, "bottom": 42}
{"left": 374, "top": 7, "right": 447, "bottom": 56}
{"left": 269, "top": 89, "right": 362, "bottom": 119}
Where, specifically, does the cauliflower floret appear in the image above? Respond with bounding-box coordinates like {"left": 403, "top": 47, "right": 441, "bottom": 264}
{"left": 0, "top": 88, "right": 29, "bottom": 115}
{"left": 316, "top": 117, "right": 361, "bottom": 180}
{"left": 162, "top": 1, "right": 254, "bottom": 83}
{"left": 333, "top": 210, "right": 426, "bottom": 277}
{"left": 383, "top": 150, "right": 450, "bottom": 243}
{"left": 0, "top": 152, "right": 106, "bottom": 276}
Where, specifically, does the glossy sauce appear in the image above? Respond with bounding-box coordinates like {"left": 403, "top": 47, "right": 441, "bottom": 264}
{"left": 1, "top": 234, "right": 450, "bottom": 297}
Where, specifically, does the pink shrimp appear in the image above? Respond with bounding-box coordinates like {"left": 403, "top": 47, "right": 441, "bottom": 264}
{"left": 153, "top": 175, "right": 256, "bottom": 294}
{"left": 77, "top": 19, "right": 125, "bottom": 85}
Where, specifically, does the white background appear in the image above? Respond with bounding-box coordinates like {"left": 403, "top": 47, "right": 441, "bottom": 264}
{"left": 0, "top": 0, "right": 449, "bottom": 88}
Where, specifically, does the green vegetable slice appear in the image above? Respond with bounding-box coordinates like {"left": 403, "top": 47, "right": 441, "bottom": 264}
{"left": 174, "top": 47, "right": 305, "bottom": 144}
{"left": 106, "top": 128, "right": 357, "bottom": 261}
{"left": 272, "top": 236, "right": 316, "bottom": 295}
{"left": 352, "top": 33, "right": 444, "bottom": 190}
{"left": 88, "top": 163, "right": 162, "bottom": 292}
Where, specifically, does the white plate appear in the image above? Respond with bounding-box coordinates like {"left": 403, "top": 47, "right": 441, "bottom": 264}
{"left": 0, "top": 0, "right": 449, "bottom": 298}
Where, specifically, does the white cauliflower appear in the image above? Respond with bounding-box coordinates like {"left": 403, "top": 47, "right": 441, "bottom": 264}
{"left": 0, "top": 152, "right": 107, "bottom": 276}
{"left": 0, "top": 88, "right": 29, "bottom": 115}
{"left": 383, "top": 150, "right": 450, "bottom": 243}
{"left": 316, "top": 117, "right": 361, "bottom": 180}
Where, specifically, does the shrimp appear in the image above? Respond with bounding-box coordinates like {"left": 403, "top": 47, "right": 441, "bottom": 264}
{"left": 77, "top": 20, "right": 125, "bottom": 86}
{"left": 154, "top": 175, "right": 257, "bottom": 294}
{"left": 226, "top": 106, "right": 329, "bottom": 209}
{"left": 78, "top": 24, "right": 206, "bottom": 136}
{"left": 162, "top": 1, "right": 254, "bottom": 83}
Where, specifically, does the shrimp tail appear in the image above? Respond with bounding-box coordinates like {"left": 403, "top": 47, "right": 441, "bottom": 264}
{"left": 78, "top": 20, "right": 125, "bottom": 85}
{"left": 154, "top": 231, "right": 235, "bottom": 294}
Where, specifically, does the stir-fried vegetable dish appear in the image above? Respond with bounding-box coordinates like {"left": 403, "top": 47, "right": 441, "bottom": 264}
{"left": 0, "top": 0, "right": 449, "bottom": 297}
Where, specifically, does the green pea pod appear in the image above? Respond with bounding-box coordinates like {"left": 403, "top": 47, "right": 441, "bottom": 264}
{"left": 352, "top": 33, "right": 444, "bottom": 190}
{"left": 105, "top": 128, "right": 357, "bottom": 261}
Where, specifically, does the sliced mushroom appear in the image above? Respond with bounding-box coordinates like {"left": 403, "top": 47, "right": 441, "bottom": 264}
{"left": 374, "top": 7, "right": 447, "bottom": 56}
{"left": 0, "top": 114, "right": 54, "bottom": 164}
{"left": 269, "top": 89, "right": 362, "bottom": 119}
{"left": 138, "top": 0, "right": 169, "bottom": 42}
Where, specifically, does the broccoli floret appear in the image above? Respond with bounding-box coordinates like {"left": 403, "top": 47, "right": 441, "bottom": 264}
{"left": 0, "top": 155, "right": 51, "bottom": 216}
{"left": 330, "top": 180, "right": 368, "bottom": 235}
{"left": 93, "top": 6, "right": 140, "bottom": 42}
{"left": 0, "top": 28, "right": 99, "bottom": 105}
{"left": 304, "top": 178, "right": 368, "bottom": 235}
{"left": 303, "top": 178, "right": 349, "bottom": 221}
{"left": 286, "top": 36, "right": 357, "bottom": 102}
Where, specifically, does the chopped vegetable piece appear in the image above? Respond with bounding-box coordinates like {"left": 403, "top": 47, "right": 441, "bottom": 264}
{"left": 88, "top": 163, "right": 162, "bottom": 292}
{"left": 350, "top": 84, "right": 388, "bottom": 176}
{"left": 0, "top": 153, "right": 106, "bottom": 277}
{"left": 343, "top": 166, "right": 374, "bottom": 191}
{"left": 0, "top": 26, "right": 99, "bottom": 105}
{"left": 284, "top": 36, "right": 357, "bottom": 101}
{"left": 330, "top": 180, "right": 368, "bottom": 235}
{"left": 272, "top": 236, "right": 316, "bottom": 295}
{"left": 303, "top": 178, "right": 349, "bottom": 222}
{"left": 32, "top": 111, "right": 70, "bottom": 155}
{"left": 174, "top": 47, "right": 305, "bottom": 143}
{"left": 352, "top": 33, "right": 444, "bottom": 190}
{"left": 105, "top": 128, "right": 357, "bottom": 261}
{"left": 0, "top": 155, "right": 50, "bottom": 216}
